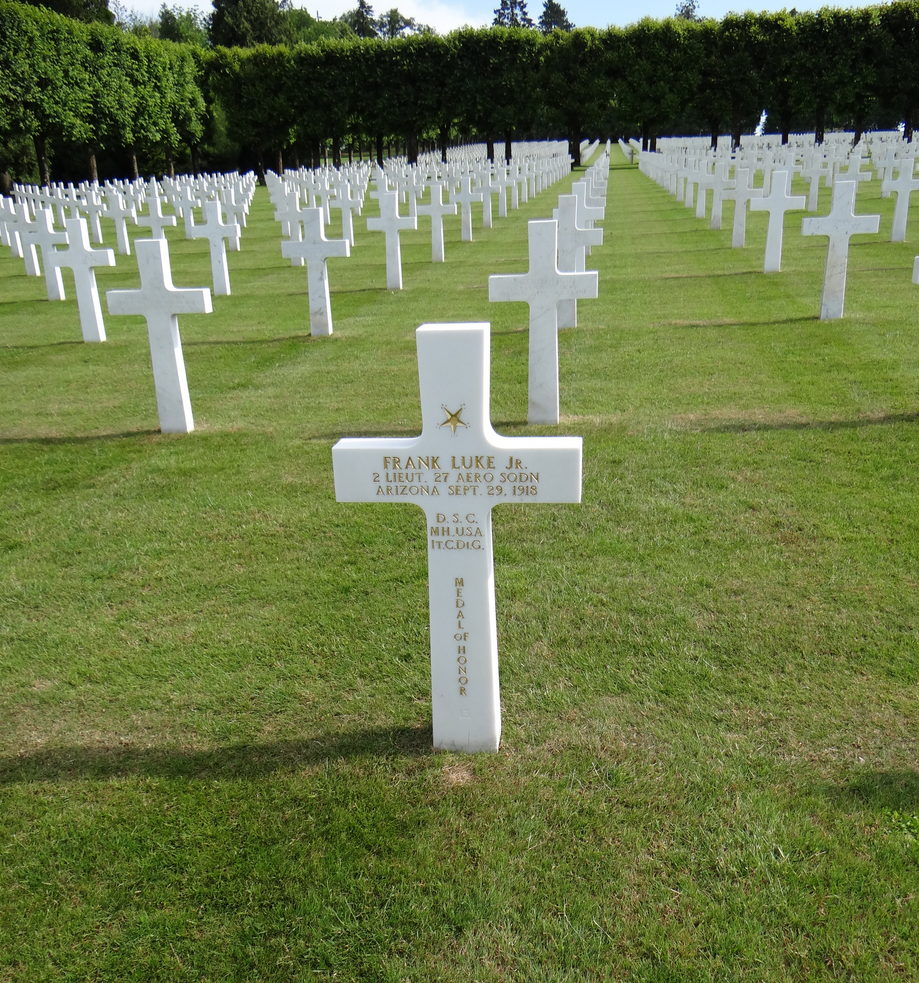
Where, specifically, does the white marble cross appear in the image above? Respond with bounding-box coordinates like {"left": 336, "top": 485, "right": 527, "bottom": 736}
{"left": 708, "top": 162, "right": 735, "bottom": 231}
{"left": 489, "top": 220, "right": 598, "bottom": 425}
{"left": 415, "top": 183, "right": 456, "bottom": 263}
{"left": 329, "top": 181, "right": 361, "bottom": 246}
{"left": 190, "top": 200, "right": 239, "bottom": 296}
{"left": 553, "top": 194, "right": 602, "bottom": 329}
{"left": 881, "top": 158, "right": 919, "bottom": 243}
{"left": 281, "top": 206, "right": 350, "bottom": 336}
{"left": 721, "top": 167, "right": 762, "bottom": 248}
{"left": 29, "top": 208, "right": 68, "bottom": 301}
{"left": 45, "top": 217, "right": 116, "bottom": 342}
{"left": 102, "top": 192, "right": 136, "bottom": 256}
{"left": 332, "top": 321, "right": 582, "bottom": 752}
{"left": 801, "top": 180, "right": 880, "bottom": 320}
{"left": 452, "top": 177, "right": 483, "bottom": 242}
{"left": 366, "top": 191, "right": 416, "bottom": 290}
{"left": 136, "top": 191, "right": 177, "bottom": 240}
{"left": 749, "top": 170, "right": 806, "bottom": 273}
{"left": 106, "top": 238, "right": 212, "bottom": 432}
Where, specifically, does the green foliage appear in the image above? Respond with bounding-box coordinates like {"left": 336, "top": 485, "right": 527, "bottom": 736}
{"left": 209, "top": 0, "right": 291, "bottom": 47}
{"left": 18, "top": 0, "right": 113, "bottom": 23}
{"left": 538, "top": 0, "right": 572, "bottom": 33}
{"left": 493, "top": 0, "right": 533, "bottom": 29}
{"left": 339, "top": 0, "right": 376, "bottom": 38}
{"left": 158, "top": 3, "right": 209, "bottom": 45}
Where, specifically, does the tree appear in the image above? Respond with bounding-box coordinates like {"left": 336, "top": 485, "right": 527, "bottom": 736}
{"left": 286, "top": 8, "right": 353, "bottom": 43}
{"left": 375, "top": 8, "right": 432, "bottom": 39}
{"left": 493, "top": 0, "right": 532, "bottom": 30}
{"left": 876, "top": 1, "right": 919, "bottom": 141}
{"left": 540, "top": 27, "right": 608, "bottom": 164}
{"left": 158, "top": 4, "right": 209, "bottom": 45}
{"left": 20, "top": 0, "right": 114, "bottom": 24}
{"left": 538, "top": 0, "right": 571, "bottom": 33}
{"left": 675, "top": 0, "right": 699, "bottom": 20}
{"left": 209, "top": 0, "right": 291, "bottom": 48}
{"left": 340, "top": 0, "right": 377, "bottom": 38}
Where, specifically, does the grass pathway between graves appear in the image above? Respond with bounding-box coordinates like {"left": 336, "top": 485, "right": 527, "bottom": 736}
{"left": 1, "top": 148, "right": 919, "bottom": 981}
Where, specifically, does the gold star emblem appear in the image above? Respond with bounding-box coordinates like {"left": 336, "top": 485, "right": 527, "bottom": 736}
{"left": 439, "top": 405, "right": 468, "bottom": 435}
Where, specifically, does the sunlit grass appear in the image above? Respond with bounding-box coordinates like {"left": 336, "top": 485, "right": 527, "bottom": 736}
{"left": 1, "top": 147, "right": 918, "bottom": 981}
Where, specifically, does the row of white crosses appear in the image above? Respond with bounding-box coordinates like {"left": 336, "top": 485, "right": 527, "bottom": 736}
{"left": 1, "top": 174, "right": 260, "bottom": 432}
{"left": 265, "top": 143, "right": 577, "bottom": 337}
{"left": 637, "top": 137, "right": 915, "bottom": 319}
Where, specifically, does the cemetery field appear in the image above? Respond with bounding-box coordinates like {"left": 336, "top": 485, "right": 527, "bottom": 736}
{"left": 3, "top": 149, "right": 919, "bottom": 982}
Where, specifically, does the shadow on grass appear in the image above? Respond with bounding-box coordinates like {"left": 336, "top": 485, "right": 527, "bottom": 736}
{"left": 700, "top": 411, "right": 919, "bottom": 434}
{"left": 185, "top": 334, "right": 317, "bottom": 346}
{"left": 654, "top": 315, "right": 816, "bottom": 328}
{"left": 820, "top": 768, "right": 919, "bottom": 811}
{"left": 2, "top": 340, "right": 84, "bottom": 350}
{"left": 0, "top": 429, "right": 160, "bottom": 445}
{"left": 0, "top": 724, "right": 434, "bottom": 783}
{"left": 698, "top": 413, "right": 919, "bottom": 433}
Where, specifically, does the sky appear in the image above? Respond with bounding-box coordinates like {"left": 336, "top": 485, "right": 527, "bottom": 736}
{"left": 123, "top": 0, "right": 877, "bottom": 39}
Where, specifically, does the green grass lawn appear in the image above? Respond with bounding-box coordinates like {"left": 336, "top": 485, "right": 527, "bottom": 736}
{"left": 2, "top": 146, "right": 919, "bottom": 982}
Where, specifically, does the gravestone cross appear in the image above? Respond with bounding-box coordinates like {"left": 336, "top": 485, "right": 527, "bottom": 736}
{"left": 452, "top": 177, "right": 483, "bottom": 242}
{"left": 881, "top": 158, "right": 919, "bottom": 242}
{"left": 489, "top": 220, "right": 598, "bottom": 425}
{"left": 721, "top": 167, "right": 762, "bottom": 248}
{"left": 332, "top": 322, "right": 582, "bottom": 752}
{"left": 136, "top": 189, "right": 177, "bottom": 240}
{"left": 329, "top": 180, "right": 361, "bottom": 246}
{"left": 281, "top": 206, "right": 350, "bottom": 336}
{"left": 553, "top": 194, "right": 603, "bottom": 329}
{"left": 749, "top": 169, "right": 806, "bottom": 273}
{"left": 190, "top": 199, "right": 240, "bottom": 296}
{"left": 29, "top": 207, "right": 68, "bottom": 301}
{"left": 102, "top": 191, "right": 137, "bottom": 256}
{"left": 45, "top": 217, "right": 116, "bottom": 342}
{"left": 801, "top": 180, "right": 880, "bottom": 320}
{"left": 415, "top": 183, "right": 456, "bottom": 263}
{"left": 106, "top": 238, "right": 212, "bottom": 432}
{"left": 366, "top": 190, "right": 416, "bottom": 290}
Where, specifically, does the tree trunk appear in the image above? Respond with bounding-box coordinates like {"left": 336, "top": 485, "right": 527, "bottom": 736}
{"left": 486, "top": 133, "right": 495, "bottom": 162}
{"left": 255, "top": 148, "right": 267, "bottom": 186}
{"left": 276, "top": 148, "right": 283, "bottom": 174}
{"left": 330, "top": 136, "right": 340, "bottom": 168}
{"left": 641, "top": 123, "right": 649, "bottom": 152}
{"left": 781, "top": 112, "right": 791, "bottom": 145}
{"left": 190, "top": 143, "right": 200, "bottom": 176}
{"left": 165, "top": 146, "right": 175, "bottom": 179}
{"left": 730, "top": 93, "right": 741, "bottom": 150}
{"left": 505, "top": 133, "right": 513, "bottom": 163}
{"left": 0, "top": 170, "right": 11, "bottom": 197}
{"left": 439, "top": 125, "right": 448, "bottom": 163}
{"left": 376, "top": 133, "right": 384, "bottom": 167}
{"left": 407, "top": 132, "right": 419, "bottom": 165}
{"left": 323, "top": 142, "right": 328, "bottom": 166}
{"left": 568, "top": 122, "right": 581, "bottom": 166}
{"left": 649, "top": 131, "right": 657, "bottom": 152}
{"left": 814, "top": 105, "right": 825, "bottom": 145}
{"left": 128, "top": 146, "right": 139, "bottom": 180}
{"left": 87, "top": 145, "right": 98, "bottom": 183}
{"left": 311, "top": 139, "right": 321, "bottom": 169}
{"left": 709, "top": 122, "right": 718, "bottom": 149}
{"left": 34, "top": 134, "right": 50, "bottom": 187}
{"left": 905, "top": 101, "right": 915, "bottom": 143}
